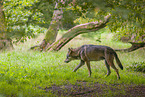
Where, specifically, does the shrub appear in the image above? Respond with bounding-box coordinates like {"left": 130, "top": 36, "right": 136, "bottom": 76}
{"left": 127, "top": 61, "right": 145, "bottom": 73}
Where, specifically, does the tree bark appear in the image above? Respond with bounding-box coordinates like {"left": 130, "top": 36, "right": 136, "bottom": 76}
{"left": 115, "top": 42, "right": 145, "bottom": 52}
{"left": 30, "top": 1, "right": 63, "bottom": 51}
{"left": 0, "top": 1, "right": 13, "bottom": 51}
{"left": 44, "top": 14, "right": 111, "bottom": 51}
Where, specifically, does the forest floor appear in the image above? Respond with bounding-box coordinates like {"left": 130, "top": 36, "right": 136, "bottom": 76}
{"left": 44, "top": 81, "right": 145, "bottom": 97}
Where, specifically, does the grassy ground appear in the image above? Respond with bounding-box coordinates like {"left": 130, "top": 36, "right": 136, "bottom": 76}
{"left": 0, "top": 32, "right": 145, "bottom": 97}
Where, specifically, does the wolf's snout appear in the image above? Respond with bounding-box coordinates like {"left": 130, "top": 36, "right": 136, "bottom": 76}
{"left": 64, "top": 59, "right": 70, "bottom": 63}
{"left": 64, "top": 61, "right": 69, "bottom": 63}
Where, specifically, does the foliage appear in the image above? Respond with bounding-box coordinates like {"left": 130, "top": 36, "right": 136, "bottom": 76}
{"left": 2, "top": 0, "right": 145, "bottom": 43}
{"left": 3, "top": 0, "right": 81, "bottom": 42}
{"left": 71, "top": 0, "right": 145, "bottom": 42}
{"left": 107, "top": 0, "right": 145, "bottom": 43}
{"left": 127, "top": 61, "right": 145, "bottom": 73}
{"left": 81, "top": 28, "right": 108, "bottom": 41}
{"left": 3, "top": 0, "right": 54, "bottom": 42}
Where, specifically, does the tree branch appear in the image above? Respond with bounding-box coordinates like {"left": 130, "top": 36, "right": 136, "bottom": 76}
{"left": 44, "top": 14, "right": 111, "bottom": 51}
{"left": 115, "top": 42, "right": 145, "bottom": 52}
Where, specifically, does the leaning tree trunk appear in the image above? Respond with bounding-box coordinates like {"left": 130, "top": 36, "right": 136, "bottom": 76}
{"left": 30, "top": 1, "right": 63, "bottom": 51}
{"left": 44, "top": 14, "right": 111, "bottom": 52}
{"left": 0, "top": 1, "right": 13, "bottom": 51}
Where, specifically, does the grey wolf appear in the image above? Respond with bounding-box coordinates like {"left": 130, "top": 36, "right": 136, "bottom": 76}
{"left": 64, "top": 45, "right": 123, "bottom": 79}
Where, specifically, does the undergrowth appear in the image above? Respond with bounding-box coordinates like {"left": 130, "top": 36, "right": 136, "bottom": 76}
{"left": 127, "top": 61, "right": 145, "bottom": 73}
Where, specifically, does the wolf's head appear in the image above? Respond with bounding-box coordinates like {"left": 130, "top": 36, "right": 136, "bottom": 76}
{"left": 64, "top": 48, "right": 79, "bottom": 63}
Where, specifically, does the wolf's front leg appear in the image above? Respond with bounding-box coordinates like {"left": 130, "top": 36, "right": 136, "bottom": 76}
{"left": 105, "top": 60, "right": 111, "bottom": 77}
{"left": 86, "top": 61, "right": 92, "bottom": 77}
{"left": 73, "top": 60, "right": 85, "bottom": 72}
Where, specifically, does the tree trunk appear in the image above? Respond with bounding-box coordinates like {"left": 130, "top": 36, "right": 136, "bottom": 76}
{"left": 115, "top": 42, "right": 145, "bottom": 52}
{"left": 44, "top": 14, "right": 111, "bottom": 51}
{"left": 0, "top": 1, "right": 13, "bottom": 51}
{"left": 30, "top": 1, "right": 63, "bottom": 51}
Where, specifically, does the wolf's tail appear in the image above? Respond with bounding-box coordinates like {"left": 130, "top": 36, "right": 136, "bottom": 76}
{"left": 114, "top": 52, "right": 123, "bottom": 70}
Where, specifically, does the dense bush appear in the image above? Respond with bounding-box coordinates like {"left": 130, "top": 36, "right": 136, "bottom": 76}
{"left": 127, "top": 62, "right": 145, "bottom": 73}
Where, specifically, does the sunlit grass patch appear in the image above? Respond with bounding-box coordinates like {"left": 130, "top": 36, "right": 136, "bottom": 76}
{"left": 0, "top": 50, "right": 145, "bottom": 96}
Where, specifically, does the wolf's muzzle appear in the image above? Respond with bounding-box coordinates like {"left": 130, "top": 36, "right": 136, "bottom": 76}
{"left": 64, "top": 60, "right": 69, "bottom": 63}
{"left": 64, "top": 59, "right": 70, "bottom": 63}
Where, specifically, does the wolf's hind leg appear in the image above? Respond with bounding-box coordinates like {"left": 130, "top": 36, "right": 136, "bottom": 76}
{"left": 73, "top": 60, "right": 85, "bottom": 72}
{"left": 105, "top": 54, "right": 120, "bottom": 79}
{"left": 105, "top": 60, "right": 111, "bottom": 77}
{"left": 107, "top": 59, "right": 120, "bottom": 79}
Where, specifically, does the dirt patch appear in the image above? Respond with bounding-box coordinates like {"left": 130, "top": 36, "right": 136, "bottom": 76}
{"left": 44, "top": 81, "right": 145, "bottom": 97}
{"left": 125, "top": 85, "right": 145, "bottom": 97}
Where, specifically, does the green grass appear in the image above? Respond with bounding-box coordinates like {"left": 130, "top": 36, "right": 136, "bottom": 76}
{"left": 0, "top": 33, "right": 145, "bottom": 96}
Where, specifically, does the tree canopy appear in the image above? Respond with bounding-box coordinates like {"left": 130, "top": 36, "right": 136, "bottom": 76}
{"left": 2, "top": 0, "right": 145, "bottom": 43}
{"left": 72, "top": 0, "right": 145, "bottom": 42}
